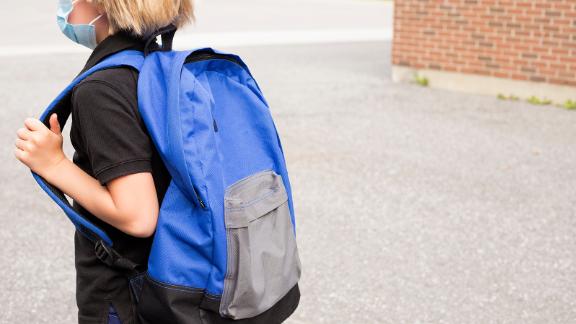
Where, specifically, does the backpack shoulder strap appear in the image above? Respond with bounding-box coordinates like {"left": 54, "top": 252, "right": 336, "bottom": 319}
{"left": 31, "top": 50, "right": 145, "bottom": 247}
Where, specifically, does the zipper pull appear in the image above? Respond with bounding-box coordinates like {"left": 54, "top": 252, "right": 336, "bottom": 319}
{"left": 192, "top": 184, "right": 207, "bottom": 209}
{"left": 198, "top": 196, "right": 206, "bottom": 209}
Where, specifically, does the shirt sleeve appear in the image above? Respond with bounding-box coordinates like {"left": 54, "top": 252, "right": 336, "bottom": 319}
{"left": 71, "top": 79, "right": 153, "bottom": 186}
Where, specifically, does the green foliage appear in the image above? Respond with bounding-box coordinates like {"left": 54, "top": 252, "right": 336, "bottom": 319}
{"left": 414, "top": 74, "right": 429, "bottom": 87}
{"left": 562, "top": 100, "right": 576, "bottom": 110}
{"left": 526, "top": 96, "right": 552, "bottom": 105}
{"left": 497, "top": 93, "right": 519, "bottom": 101}
{"left": 497, "top": 94, "right": 574, "bottom": 111}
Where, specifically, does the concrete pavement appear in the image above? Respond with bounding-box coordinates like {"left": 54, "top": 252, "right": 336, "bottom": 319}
{"left": 2, "top": 0, "right": 576, "bottom": 323}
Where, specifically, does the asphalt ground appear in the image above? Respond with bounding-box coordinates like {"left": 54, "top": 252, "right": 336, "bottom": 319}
{"left": 2, "top": 40, "right": 576, "bottom": 323}
{"left": 2, "top": 1, "right": 576, "bottom": 323}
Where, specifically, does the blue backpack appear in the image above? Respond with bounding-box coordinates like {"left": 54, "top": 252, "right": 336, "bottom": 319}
{"left": 31, "top": 27, "right": 301, "bottom": 323}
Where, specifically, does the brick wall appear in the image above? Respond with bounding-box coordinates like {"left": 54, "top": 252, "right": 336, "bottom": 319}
{"left": 392, "top": 0, "right": 576, "bottom": 87}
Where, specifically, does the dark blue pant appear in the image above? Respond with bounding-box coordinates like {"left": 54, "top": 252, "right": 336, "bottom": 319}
{"left": 108, "top": 304, "right": 122, "bottom": 324}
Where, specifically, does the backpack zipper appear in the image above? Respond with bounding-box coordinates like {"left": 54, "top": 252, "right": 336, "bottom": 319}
{"left": 192, "top": 184, "right": 207, "bottom": 209}
{"left": 184, "top": 50, "right": 238, "bottom": 210}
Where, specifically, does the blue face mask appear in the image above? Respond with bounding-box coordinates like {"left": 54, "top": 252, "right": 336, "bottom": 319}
{"left": 57, "top": 0, "right": 103, "bottom": 50}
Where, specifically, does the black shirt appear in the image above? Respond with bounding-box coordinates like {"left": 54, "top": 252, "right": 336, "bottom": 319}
{"left": 69, "top": 31, "right": 171, "bottom": 324}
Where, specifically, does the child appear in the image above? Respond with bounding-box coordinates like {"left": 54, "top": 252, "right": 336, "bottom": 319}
{"left": 14, "top": 0, "right": 193, "bottom": 323}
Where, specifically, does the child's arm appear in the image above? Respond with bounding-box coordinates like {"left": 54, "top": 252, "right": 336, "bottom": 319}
{"left": 15, "top": 114, "right": 159, "bottom": 238}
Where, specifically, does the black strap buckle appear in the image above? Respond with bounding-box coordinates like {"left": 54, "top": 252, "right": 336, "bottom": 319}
{"left": 94, "top": 240, "right": 143, "bottom": 277}
{"left": 94, "top": 240, "right": 120, "bottom": 267}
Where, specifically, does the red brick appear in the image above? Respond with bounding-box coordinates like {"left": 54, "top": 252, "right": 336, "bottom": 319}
{"left": 393, "top": 0, "right": 576, "bottom": 87}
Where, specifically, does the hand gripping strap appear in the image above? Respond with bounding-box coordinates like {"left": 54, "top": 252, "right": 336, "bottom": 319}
{"left": 30, "top": 50, "right": 145, "bottom": 246}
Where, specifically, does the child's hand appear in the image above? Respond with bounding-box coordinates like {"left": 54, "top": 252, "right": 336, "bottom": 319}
{"left": 14, "top": 113, "right": 66, "bottom": 178}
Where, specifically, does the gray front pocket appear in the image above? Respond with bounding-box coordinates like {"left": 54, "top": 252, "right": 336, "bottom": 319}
{"left": 220, "top": 169, "right": 301, "bottom": 319}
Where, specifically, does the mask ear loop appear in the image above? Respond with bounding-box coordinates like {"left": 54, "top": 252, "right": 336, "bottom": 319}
{"left": 89, "top": 14, "right": 103, "bottom": 25}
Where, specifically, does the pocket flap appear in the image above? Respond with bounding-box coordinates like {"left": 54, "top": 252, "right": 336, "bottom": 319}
{"left": 224, "top": 170, "right": 288, "bottom": 229}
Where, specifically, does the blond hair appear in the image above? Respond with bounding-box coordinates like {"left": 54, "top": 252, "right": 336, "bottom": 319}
{"left": 89, "top": 0, "right": 194, "bottom": 37}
